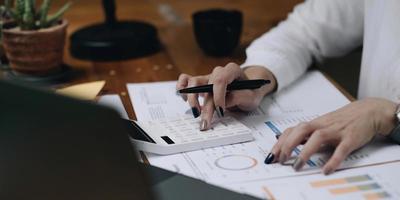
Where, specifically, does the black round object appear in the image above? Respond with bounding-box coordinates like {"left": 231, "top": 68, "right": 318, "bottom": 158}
{"left": 193, "top": 9, "right": 242, "bottom": 57}
{"left": 70, "top": 21, "right": 161, "bottom": 61}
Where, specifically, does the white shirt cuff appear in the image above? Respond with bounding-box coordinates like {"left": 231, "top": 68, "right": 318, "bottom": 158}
{"left": 241, "top": 50, "right": 301, "bottom": 92}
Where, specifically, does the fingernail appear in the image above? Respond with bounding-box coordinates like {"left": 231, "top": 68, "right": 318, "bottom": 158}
{"left": 182, "top": 95, "right": 187, "bottom": 101}
{"left": 200, "top": 120, "right": 208, "bottom": 131}
{"left": 324, "top": 167, "right": 334, "bottom": 175}
{"left": 264, "top": 153, "right": 275, "bottom": 164}
{"left": 292, "top": 157, "right": 305, "bottom": 171}
{"left": 279, "top": 153, "right": 287, "bottom": 164}
{"left": 191, "top": 107, "right": 200, "bottom": 118}
{"left": 275, "top": 134, "right": 281, "bottom": 139}
{"left": 216, "top": 106, "right": 224, "bottom": 118}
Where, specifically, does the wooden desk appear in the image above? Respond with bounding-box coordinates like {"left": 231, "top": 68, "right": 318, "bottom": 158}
{"left": 0, "top": 0, "right": 357, "bottom": 117}
{"left": 51, "top": 0, "right": 304, "bottom": 119}
{"left": 0, "top": 0, "right": 345, "bottom": 115}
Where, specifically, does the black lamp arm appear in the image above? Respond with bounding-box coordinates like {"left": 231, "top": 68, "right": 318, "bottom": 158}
{"left": 102, "top": 0, "right": 117, "bottom": 25}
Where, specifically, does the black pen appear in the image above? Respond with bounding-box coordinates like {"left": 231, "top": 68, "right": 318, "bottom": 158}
{"left": 178, "top": 79, "right": 271, "bottom": 94}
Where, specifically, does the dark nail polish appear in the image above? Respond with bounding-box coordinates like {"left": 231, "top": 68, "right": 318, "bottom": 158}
{"left": 324, "top": 167, "right": 334, "bottom": 175}
{"left": 275, "top": 134, "right": 281, "bottom": 139}
{"left": 264, "top": 153, "right": 275, "bottom": 164}
{"left": 279, "top": 154, "right": 287, "bottom": 164}
{"left": 191, "top": 107, "right": 200, "bottom": 118}
{"left": 216, "top": 106, "right": 224, "bottom": 118}
{"left": 292, "top": 157, "right": 305, "bottom": 171}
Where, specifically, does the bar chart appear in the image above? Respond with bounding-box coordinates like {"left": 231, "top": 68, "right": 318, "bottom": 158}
{"left": 227, "top": 163, "right": 400, "bottom": 200}
{"left": 310, "top": 174, "right": 392, "bottom": 199}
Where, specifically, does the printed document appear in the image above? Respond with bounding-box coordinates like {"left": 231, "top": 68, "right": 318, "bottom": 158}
{"left": 127, "top": 71, "right": 400, "bottom": 198}
{"left": 224, "top": 162, "right": 400, "bottom": 200}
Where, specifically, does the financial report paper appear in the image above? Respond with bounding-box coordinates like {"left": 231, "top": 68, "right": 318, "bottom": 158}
{"left": 127, "top": 71, "right": 400, "bottom": 199}
{"left": 127, "top": 71, "right": 350, "bottom": 121}
{"left": 225, "top": 162, "right": 400, "bottom": 200}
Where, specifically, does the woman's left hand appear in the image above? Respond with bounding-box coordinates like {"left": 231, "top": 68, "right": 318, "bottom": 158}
{"left": 270, "top": 98, "right": 397, "bottom": 175}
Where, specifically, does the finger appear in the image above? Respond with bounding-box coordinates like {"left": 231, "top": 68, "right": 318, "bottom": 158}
{"left": 323, "top": 140, "right": 353, "bottom": 175}
{"left": 211, "top": 63, "right": 242, "bottom": 118}
{"left": 187, "top": 77, "right": 208, "bottom": 118}
{"left": 176, "top": 74, "right": 192, "bottom": 101}
{"left": 225, "top": 91, "right": 238, "bottom": 109}
{"left": 225, "top": 90, "right": 247, "bottom": 108}
{"left": 279, "top": 122, "right": 318, "bottom": 164}
{"left": 292, "top": 127, "right": 337, "bottom": 171}
{"left": 176, "top": 74, "right": 191, "bottom": 90}
{"left": 225, "top": 90, "right": 259, "bottom": 111}
{"left": 225, "top": 62, "right": 246, "bottom": 80}
{"left": 209, "top": 66, "right": 226, "bottom": 118}
{"left": 269, "top": 127, "right": 293, "bottom": 163}
{"left": 200, "top": 93, "right": 215, "bottom": 131}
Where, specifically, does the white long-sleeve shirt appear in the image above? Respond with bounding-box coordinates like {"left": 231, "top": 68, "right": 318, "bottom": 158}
{"left": 242, "top": 0, "right": 400, "bottom": 102}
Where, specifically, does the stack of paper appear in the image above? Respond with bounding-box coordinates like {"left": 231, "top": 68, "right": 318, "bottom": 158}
{"left": 126, "top": 71, "right": 400, "bottom": 199}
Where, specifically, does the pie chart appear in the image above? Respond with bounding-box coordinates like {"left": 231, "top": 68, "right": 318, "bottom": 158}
{"left": 214, "top": 154, "right": 258, "bottom": 171}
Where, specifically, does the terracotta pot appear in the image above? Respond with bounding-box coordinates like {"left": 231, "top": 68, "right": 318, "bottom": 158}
{"left": 2, "top": 20, "right": 68, "bottom": 75}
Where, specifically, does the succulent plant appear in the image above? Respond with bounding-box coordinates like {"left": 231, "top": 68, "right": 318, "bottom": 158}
{"left": 0, "top": 0, "right": 72, "bottom": 30}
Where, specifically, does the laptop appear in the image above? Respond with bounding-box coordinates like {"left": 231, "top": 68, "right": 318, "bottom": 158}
{"left": 0, "top": 80, "right": 258, "bottom": 200}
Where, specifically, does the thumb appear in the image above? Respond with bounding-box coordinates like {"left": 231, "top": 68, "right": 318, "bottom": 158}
{"left": 225, "top": 90, "right": 260, "bottom": 111}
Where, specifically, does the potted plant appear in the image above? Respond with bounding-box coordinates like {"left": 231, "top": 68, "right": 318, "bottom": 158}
{"left": 0, "top": 0, "right": 71, "bottom": 75}
{"left": 0, "top": 1, "right": 13, "bottom": 64}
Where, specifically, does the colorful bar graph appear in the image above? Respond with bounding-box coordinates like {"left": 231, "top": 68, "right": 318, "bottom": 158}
{"left": 329, "top": 183, "right": 381, "bottom": 195}
{"left": 364, "top": 192, "right": 391, "bottom": 200}
{"left": 310, "top": 175, "right": 372, "bottom": 188}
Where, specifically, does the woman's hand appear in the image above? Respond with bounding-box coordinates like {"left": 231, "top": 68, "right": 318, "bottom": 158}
{"left": 269, "top": 98, "right": 397, "bottom": 175}
{"left": 176, "top": 62, "right": 276, "bottom": 130}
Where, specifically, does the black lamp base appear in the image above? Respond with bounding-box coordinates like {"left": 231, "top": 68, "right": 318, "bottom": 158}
{"left": 70, "top": 21, "right": 161, "bottom": 61}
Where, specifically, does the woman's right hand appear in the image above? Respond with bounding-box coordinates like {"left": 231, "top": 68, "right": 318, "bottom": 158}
{"left": 176, "top": 62, "right": 277, "bottom": 130}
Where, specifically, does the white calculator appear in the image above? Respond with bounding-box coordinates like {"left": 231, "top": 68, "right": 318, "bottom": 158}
{"left": 124, "top": 116, "right": 254, "bottom": 155}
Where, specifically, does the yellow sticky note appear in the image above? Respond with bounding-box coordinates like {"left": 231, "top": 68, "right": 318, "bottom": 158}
{"left": 56, "top": 80, "right": 106, "bottom": 100}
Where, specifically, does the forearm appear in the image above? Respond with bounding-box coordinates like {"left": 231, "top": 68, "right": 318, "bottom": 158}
{"left": 242, "top": 0, "right": 364, "bottom": 92}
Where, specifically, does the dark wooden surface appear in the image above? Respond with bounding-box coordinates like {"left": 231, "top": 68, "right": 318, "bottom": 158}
{"left": 61, "top": 0, "right": 307, "bottom": 119}
{"left": 3, "top": 0, "right": 323, "bottom": 119}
